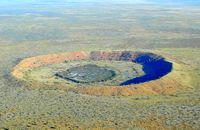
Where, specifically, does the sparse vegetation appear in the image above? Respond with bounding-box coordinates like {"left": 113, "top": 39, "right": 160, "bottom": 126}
{"left": 0, "top": 1, "right": 200, "bottom": 129}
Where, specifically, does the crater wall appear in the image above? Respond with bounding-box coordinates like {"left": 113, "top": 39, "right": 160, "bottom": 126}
{"left": 11, "top": 51, "right": 186, "bottom": 96}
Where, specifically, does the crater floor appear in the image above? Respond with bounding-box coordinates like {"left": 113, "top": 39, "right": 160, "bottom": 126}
{"left": 55, "top": 64, "right": 116, "bottom": 83}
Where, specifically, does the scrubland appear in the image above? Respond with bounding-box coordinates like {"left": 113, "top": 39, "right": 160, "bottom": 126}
{"left": 0, "top": 1, "right": 200, "bottom": 129}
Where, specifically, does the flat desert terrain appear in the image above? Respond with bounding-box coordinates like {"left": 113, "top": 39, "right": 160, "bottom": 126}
{"left": 0, "top": 0, "right": 200, "bottom": 129}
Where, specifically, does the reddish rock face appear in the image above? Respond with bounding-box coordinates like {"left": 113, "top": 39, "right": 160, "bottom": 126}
{"left": 90, "top": 51, "right": 163, "bottom": 62}
{"left": 90, "top": 51, "right": 118, "bottom": 60}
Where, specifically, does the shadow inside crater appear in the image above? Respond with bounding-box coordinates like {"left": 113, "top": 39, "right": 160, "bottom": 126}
{"left": 120, "top": 54, "right": 173, "bottom": 85}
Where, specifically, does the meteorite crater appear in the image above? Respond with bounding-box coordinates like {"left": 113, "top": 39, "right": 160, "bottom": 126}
{"left": 55, "top": 64, "right": 116, "bottom": 83}
{"left": 12, "top": 51, "right": 177, "bottom": 96}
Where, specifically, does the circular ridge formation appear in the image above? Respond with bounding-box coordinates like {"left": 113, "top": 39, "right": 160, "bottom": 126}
{"left": 12, "top": 51, "right": 183, "bottom": 96}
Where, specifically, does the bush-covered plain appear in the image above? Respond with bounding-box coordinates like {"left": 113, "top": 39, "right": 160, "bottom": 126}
{"left": 0, "top": 1, "right": 200, "bottom": 129}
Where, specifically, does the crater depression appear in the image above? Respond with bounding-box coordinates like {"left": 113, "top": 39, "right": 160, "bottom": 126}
{"left": 11, "top": 51, "right": 181, "bottom": 96}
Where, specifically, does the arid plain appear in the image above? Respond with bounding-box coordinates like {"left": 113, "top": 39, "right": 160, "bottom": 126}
{"left": 0, "top": 1, "right": 200, "bottom": 129}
